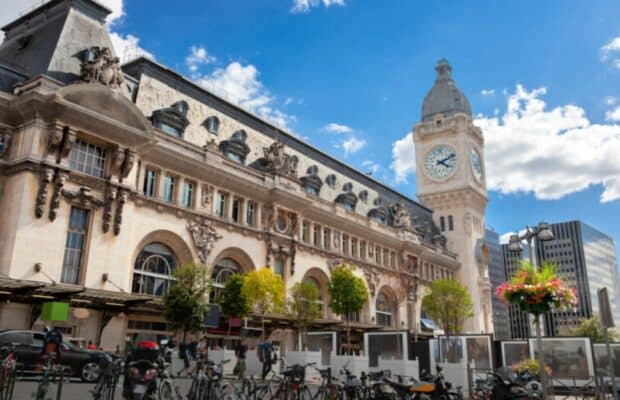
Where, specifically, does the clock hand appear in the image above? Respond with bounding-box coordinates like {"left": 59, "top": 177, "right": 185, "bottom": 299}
{"left": 438, "top": 154, "right": 455, "bottom": 164}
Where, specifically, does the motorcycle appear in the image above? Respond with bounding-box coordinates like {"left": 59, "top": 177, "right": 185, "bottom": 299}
{"left": 124, "top": 359, "right": 158, "bottom": 400}
{"left": 418, "top": 365, "right": 463, "bottom": 400}
{"left": 361, "top": 370, "right": 400, "bottom": 400}
{"left": 486, "top": 371, "right": 540, "bottom": 400}
{"left": 339, "top": 362, "right": 364, "bottom": 399}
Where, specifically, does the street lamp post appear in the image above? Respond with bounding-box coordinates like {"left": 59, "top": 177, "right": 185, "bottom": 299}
{"left": 508, "top": 222, "right": 554, "bottom": 400}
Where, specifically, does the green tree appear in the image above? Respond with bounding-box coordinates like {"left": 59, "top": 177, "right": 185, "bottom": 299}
{"left": 287, "top": 281, "right": 322, "bottom": 350}
{"left": 218, "top": 274, "right": 251, "bottom": 342}
{"left": 328, "top": 264, "right": 368, "bottom": 352}
{"left": 163, "top": 263, "right": 211, "bottom": 343}
{"left": 571, "top": 314, "right": 620, "bottom": 343}
{"left": 422, "top": 278, "right": 473, "bottom": 336}
{"left": 242, "top": 267, "right": 285, "bottom": 338}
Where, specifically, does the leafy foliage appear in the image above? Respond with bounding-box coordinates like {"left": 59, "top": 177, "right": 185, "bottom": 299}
{"left": 328, "top": 264, "right": 368, "bottom": 318}
{"left": 287, "top": 281, "right": 322, "bottom": 349}
{"left": 571, "top": 314, "right": 620, "bottom": 343}
{"left": 218, "top": 274, "right": 251, "bottom": 319}
{"left": 163, "top": 263, "right": 211, "bottom": 340}
{"left": 242, "top": 267, "right": 285, "bottom": 338}
{"left": 421, "top": 278, "right": 473, "bottom": 335}
{"left": 510, "top": 358, "right": 552, "bottom": 377}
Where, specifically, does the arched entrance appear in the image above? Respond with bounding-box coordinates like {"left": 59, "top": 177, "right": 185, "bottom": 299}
{"left": 301, "top": 267, "right": 330, "bottom": 319}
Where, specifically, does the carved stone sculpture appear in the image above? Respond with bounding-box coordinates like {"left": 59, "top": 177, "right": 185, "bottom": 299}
{"left": 327, "top": 258, "right": 344, "bottom": 272}
{"left": 60, "top": 127, "right": 76, "bottom": 158}
{"left": 363, "top": 269, "right": 380, "bottom": 297}
{"left": 35, "top": 168, "right": 54, "bottom": 218}
{"left": 111, "top": 146, "right": 125, "bottom": 177}
{"left": 80, "top": 47, "right": 124, "bottom": 88}
{"left": 188, "top": 218, "right": 222, "bottom": 264}
{"left": 391, "top": 203, "right": 411, "bottom": 228}
{"left": 102, "top": 186, "right": 117, "bottom": 233}
{"left": 263, "top": 140, "right": 298, "bottom": 177}
{"left": 62, "top": 187, "right": 105, "bottom": 209}
{"left": 113, "top": 190, "right": 128, "bottom": 236}
{"left": 201, "top": 185, "right": 214, "bottom": 207}
{"left": 48, "top": 171, "right": 68, "bottom": 221}
{"left": 120, "top": 149, "right": 136, "bottom": 179}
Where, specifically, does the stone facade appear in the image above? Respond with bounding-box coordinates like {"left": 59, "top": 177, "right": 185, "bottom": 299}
{"left": 0, "top": 0, "right": 464, "bottom": 350}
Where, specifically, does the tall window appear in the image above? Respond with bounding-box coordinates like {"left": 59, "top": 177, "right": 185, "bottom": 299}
{"left": 390, "top": 252, "right": 396, "bottom": 269}
{"left": 323, "top": 229, "right": 331, "bottom": 250}
{"left": 69, "top": 139, "right": 106, "bottom": 178}
{"left": 182, "top": 181, "right": 193, "bottom": 208}
{"left": 360, "top": 241, "right": 366, "bottom": 259}
{"left": 342, "top": 235, "right": 349, "bottom": 255}
{"left": 313, "top": 225, "right": 320, "bottom": 247}
{"left": 351, "top": 238, "right": 358, "bottom": 258}
{"left": 246, "top": 202, "right": 256, "bottom": 226}
{"left": 448, "top": 215, "right": 454, "bottom": 231}
{"left": 303, "top": 277, "right": 324, "bottom": 316}
{"left": 61, "top": 207, "right": 89, "bottom": 284}
{"left": 143, "top": 169, "right": 157, "bottom": 197}
{"left": 345, "top": 311, "right": 360, "bottom": 323}
{"left": 376, "top": 292, "right": 392, "bottom": 326}
{"left": 132, "top": 243, "right": 177, "bottom": 296}
{"left": 274, "top": 258, "right": 285, "bottom": 276}
{"left": 383, "top": 249, "right": 389, "bottom": 267}
{"left": 302, "top": 222, "right": 309, "bottom": 243}
{"left": 375, "top": 246, "right": 381, "bottom": 264}
{"left": 216, "top": 192, "right": 227, "bottom": 218}
{"left": 232, "top": 198, "right": 241, "bottom": 223}
{"left": 440, "top": 216, "right": 446, "bottom": 232}
{"left": 163, "top": 175, "right": 175, "bottom": 203}
{"left": 211, "top": 258, "right": 239, "bottom": 300}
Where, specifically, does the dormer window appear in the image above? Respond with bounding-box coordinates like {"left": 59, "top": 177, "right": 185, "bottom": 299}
{"left": 342, "top": 182, "right": 353, "bottom": 192}
{"left": 326, "top": 174, "right": 337, "bottom": 188}
{"left": 307, "top": 165, "right": 319, "bottom": 175}
{"left": 219, "top": 130, "right": 250, "bottom": 164}
{"left": 205, "top": 116, "right": 220, "bottom": 135}
{"left": 150, "top": 101, "right": 190, "bottom": 138}
{"left": 301, "top": 165, "right": 322, "bottom": 195}
{"left": 335, "top": 192, "right": 357, "bottom": 211}
{"left": 359, "top": 190, "right": 368, "bottom": 203}
{"left": 368, "top": 207, "right": 387, "bottom": 224}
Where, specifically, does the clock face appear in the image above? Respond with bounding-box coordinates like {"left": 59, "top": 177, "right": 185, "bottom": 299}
{"left": 470, "top": 148, "right": 483, "bottom": 181}
{"left": 424, "top": 145, "right": 457, "bottom": 180}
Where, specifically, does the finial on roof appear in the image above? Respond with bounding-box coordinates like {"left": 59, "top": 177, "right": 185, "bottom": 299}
{"left": 435, "top": 58, "right": 452, "bottom": 80}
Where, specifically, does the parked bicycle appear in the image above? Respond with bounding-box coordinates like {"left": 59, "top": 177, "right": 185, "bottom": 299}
{"left": 33, "top": 352, "right": 71, "bottom": 400}
{"left": 155, "top": 354, "right": 184, "bottom": 400}
{"left": 311, "top": 367, "right": 342, "bottom": 400}
{"left": 91, "top": 357, "right": 123, "bottom": 400}
{"left": 0, "top": 346, "right": 17, "bottom": 400}
{"left": 247, "top": 358, "right": 316, "bottom": 400}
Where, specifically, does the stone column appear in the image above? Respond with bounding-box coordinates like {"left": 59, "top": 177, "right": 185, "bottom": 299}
{"left": 226, "top": 193, "right": 234, "bottom": 220}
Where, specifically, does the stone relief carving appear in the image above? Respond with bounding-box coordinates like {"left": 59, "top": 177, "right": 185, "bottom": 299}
{"left": 47, "top": 125, "right": 75, "bottom": 162}
{"left": 120, "top": 149, "right": 136, "bottom": 179}
{"left": 327, "top": 258, "right": 344, "bottom": 272}
{"left": 188, "top": 218, "right": 222, "bottom": 264}
{"left": 35, "top": 168, "right": 54, "bottom": 218}
{"left": 60, "top": 128, "right": 76, "bottom": 159}
{"left": 390, "top": 203, "right": 411, "bottom": 228}
{"left": 263, "top": 140, "right": 298, "bottom": 177}
{"left": 48, "top": 171, "right": 68, "bottom": 221}
{"left": 102, "top": 186, "right": 117, "bottom": 233}
{"left": 62, "top": 187, "right": 105, "bottom": 209}
{"left": 403, "top": 256, "right": 418, "bottom": 275}
{"left": 363, "top": 268, "right": 380, "bottom": 297}
{"left": 113, "top": 190, "right": 128, "bottom": 236}
{"left": 201, "top": 185, "right": 214, "bottom": 207}
{"left": 80, "top": 47, "right": 124, "bottom": 88}
{"left": 263, "top": 203, "right": 276, "bottom": 230}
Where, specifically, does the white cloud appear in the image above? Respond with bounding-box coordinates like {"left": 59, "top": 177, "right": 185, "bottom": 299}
{"left": 362, "top": 160, "right": 380, "bottom": 175}
{"left": 390, "top": 134, "right": 416, "bottom": 183}
{"left": 291, "top": 0, "right": 346, "bottom": 14}
{"left": 475, "top": 84, "right": 620, "bottom": 203}
{"left": 322, "top": 123, "right": 353, "bottom": 134}
{"left": 186, "top": 46, "right": 216, "bottom": 74}
{"left": 194, "top": 61, "right": 296, "bottom": 130}
{"left": 109, "top": 32, "right": 154, "bottom": 63}
{"left": 481, "top": 89, "right": 495, "bottom": 97}
{"left": 341, "top": 136, "right": 366, "bottom": 156}
{"left": 606, "top": 106, "right": 620, "bottom": 122}
{"left": 605, "top": 96, "right": 618, "bottom": 106}
{"left": 601, "top": 36, "right": 620, "bottom": 68}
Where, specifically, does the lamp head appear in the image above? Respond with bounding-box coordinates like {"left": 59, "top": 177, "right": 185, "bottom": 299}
{"left": 537, "top": 222, "right": 554, "bottom": 242}
{"left": 508, "top": 234, "right": 522, "bottom": 252}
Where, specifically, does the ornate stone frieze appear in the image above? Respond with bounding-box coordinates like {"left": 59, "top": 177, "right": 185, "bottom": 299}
{"left": 35, "top": 168, "right": 54, "bottom": 218}
{"left": 62, "top": 187, "right": 105, "bottom": 209}
{"left": 113, "top": 189, "right": 128, "bottom": 236}
{"left": 390, "top": 203, "right": 411, "bottom": 229}
{"left": 120, "top": 149, "right": 136, "bottom": 179}
{"left": 80, "top": 47, "right": 124, "bottom": 88}
{"left": 188, "top": 218, "right": 222, "bottom": 264}
{"left": 48, "top": 171, "right": 68, "bottom": 221}
{"left": 47, "top": 125, "right": 76, "bottom": 162}
{"left": 263, "top": 140, "right": 298, "bottom": 177}
{"left": 102, "top": 186, "right": 117, "bottom": 233}
{"left": 402, "top": 255, "right": 419, "bottom": 275}
{"left": 111, "top": 147, "right": 137, "bottom": 180}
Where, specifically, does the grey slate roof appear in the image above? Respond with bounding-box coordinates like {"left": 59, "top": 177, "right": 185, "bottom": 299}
{"left": 421, "top": 59, "right": 472, "bottom": 122}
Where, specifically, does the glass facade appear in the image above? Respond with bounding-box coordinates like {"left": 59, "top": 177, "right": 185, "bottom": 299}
{"left": 486, "top": 229, "right": 510, "bottom": 340}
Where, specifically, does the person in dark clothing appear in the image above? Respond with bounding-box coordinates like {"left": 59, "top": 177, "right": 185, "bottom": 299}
{"left": 260, "top": 339, "right": 275, "bottom": 380}
{"left": 234, "top": 340, "right": 248, "bottom": 379}
{"left": 41, "top": 326, "right": 63, "bottom": 362}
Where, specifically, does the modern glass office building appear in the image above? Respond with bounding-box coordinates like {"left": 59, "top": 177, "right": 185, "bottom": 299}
{"left": 486, "top": 229, "right": 510, "bottom": 340}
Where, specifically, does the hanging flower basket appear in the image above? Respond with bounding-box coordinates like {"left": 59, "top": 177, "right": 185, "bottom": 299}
{"left": 496, "top": 263, "right": 577, "bottom": 314}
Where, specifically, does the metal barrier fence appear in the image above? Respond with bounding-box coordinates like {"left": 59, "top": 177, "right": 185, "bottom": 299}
{"left": 467, "top": 366, "right": 613, "bottom": 400}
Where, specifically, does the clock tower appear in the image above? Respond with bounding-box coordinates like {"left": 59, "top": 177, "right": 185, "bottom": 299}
{"left": 413, "top": 59, "right": 492, "bottom": 333}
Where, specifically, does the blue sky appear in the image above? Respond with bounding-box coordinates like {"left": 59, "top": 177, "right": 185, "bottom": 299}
{"left": 4, "top": 0, "right": 619, "bottom": 252}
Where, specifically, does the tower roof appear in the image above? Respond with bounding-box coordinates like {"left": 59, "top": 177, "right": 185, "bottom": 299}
{"left": 421, "top": 59, "right": 472, "bottom": 122}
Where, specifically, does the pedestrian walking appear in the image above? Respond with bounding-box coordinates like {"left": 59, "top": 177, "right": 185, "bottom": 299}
{"left": 259, "top": 337, "right": 276, "bottom": 380}
{"left": 233, "top": 339, "right": 248, "bottom": 379}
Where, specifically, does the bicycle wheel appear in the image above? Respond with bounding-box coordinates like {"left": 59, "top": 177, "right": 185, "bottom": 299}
{"left": 159, "top": 380, "right": 175, "bottom": 400}
{"left": 248, "top": 386, "right": 269, "bottom": 400}
{"left": 297, "top": 387, "right": 313, "bottom": 400}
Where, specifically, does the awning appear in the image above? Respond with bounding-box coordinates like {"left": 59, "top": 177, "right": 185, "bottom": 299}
{"left": 420, "top": 318, "right": 441, "bottom": 332}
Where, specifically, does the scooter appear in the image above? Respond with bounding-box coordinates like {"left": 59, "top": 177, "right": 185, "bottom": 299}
{"left": 418, "top": 365, "right": 463, "bottom": 400}
{"left": 486, "top": 371, "right": 539, "bottom": 400}
{"left": 124, "top": 359, "right": 158, "bottom": 400}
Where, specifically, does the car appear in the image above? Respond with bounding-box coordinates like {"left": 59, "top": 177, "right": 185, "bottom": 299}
{"left": 0, "top": 330, "right": 110, "bottom": 382}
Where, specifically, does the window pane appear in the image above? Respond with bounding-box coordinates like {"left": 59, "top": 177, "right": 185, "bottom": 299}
{"left": 61, "top": 207, "right": 89, "bottom": 284}
{"left": 69, "top": 140, "right": 106, "bottom": 178}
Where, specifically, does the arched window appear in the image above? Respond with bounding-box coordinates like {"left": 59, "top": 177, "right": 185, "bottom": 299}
{"left": 205, "top": 116, "right": 220, "bottom": 135}
{"left": 211, "top": 258, "right": 241, "bottom": 300}
{"left": 376, "top": 292, "right": 392, "bottom": 327}
{"left": 132, "top": 243, "right": 177, "bottom": 296}
{"left": 303, "top": 277, "right": 324, "bottom": 316}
